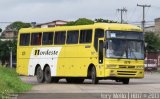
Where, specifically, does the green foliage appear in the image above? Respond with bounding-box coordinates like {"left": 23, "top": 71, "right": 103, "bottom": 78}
{"left": 5, "top": 21, "right": 31, "bottom": 31}
{"left": 95, "top": 18, "right": 118, "bottom": 23}
{"left": 74, "top": 18, "right": 94, "bottom": 25}
{"left": 65, "top": 18, "right": 119, "bottom": 26}
{"left": 65, "top": 18, "right": 94, "bottom": 26}
{"left": 0, "top": 28, "right": 2, "bottom": 32}
{"left": 0, "top": 66, "right": 32, "bottom": 95}
{"left": 145, "top": 32, "right": 160, "bottom": 52}
{"left": 0, "top": 40, "right": 17, "bottom": 65}
{"left": 0, "top": 41, "right": 11, "bottom": 65}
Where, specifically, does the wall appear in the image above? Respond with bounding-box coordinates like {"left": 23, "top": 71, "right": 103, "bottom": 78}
{"left": 155, "top": 18, "right": 160, "bottom": 33}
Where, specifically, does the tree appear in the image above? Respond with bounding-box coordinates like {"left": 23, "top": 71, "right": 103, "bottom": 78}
{"left": 145, "top": 32, "right": 160, "bottom": 52}
{"left": 65, "top": 18, "right": 119, "bottom": 26}
{"left": 5, "top": 21, "right": 31, "bottom": 32}
{"left": 0, "top": 40, "right": 11, "bottom": 65}
{"left": 95, "top": 18, "right": 118, "bottom": 23}
{"left": 0, "top": 39, "right": 17, "bottom": 66}
{"left": 65, "top": 18, "right": 94, "bottom": 26}
{"left": 0, "top": 28, "right": 2, "bottom": 32}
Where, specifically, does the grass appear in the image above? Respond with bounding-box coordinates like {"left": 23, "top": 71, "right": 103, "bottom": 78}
{"left": 0, "top": 66, "right": 32, "bottom": 96}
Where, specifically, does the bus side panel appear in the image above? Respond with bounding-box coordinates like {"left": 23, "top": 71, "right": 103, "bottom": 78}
{"left": 56, "top": 45, "right": 101, "bottom": 77}
{"left": 56, "top": 46, "right": 83, "bottom": 77}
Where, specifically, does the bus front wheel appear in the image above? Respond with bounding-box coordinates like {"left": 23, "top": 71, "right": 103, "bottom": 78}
{"left": 36, "top": 66, "right": 45, "bottom": 83}
{"left": 44, "top": 66, "right": 52, "bottom": 83}
{"left": 91, "top": 67, "right": 98, "bottom": 84}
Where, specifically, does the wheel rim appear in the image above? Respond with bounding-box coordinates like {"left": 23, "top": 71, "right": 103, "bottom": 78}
{"left": 45, "top": 69, "right": 50, "bottom": 79}
{"left": 37, "top": 68, "right": 42, "bottom": 79}
{"left": 36, "top": 67, "right": 44, "bottom": 83}
{"left": 91, "top": 68, "right": 96, "bottom": 83}
{"left": 92, "top": 71, "right": 95, "bottom": 80}
{"left": 45, "top": 67, "right": 52, "bottom": 83}
{"left": 46, "top": 70, "right": 50, "bottom": 77}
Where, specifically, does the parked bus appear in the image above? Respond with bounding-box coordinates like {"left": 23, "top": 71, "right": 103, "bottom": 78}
{"left": 17, "top": 23, "right": 144, "bottom": 84}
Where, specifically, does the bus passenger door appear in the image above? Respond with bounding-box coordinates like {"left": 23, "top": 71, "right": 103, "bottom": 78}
{"left": 98, "top": 38, "right": 104, "bottom": 64}
{"left": 98, "top": 38, "right": 105, "bottom": 77}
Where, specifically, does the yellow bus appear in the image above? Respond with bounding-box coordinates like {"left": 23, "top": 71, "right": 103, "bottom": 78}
{"left": 17, "top": 23, "right": 144, "bottom": 84}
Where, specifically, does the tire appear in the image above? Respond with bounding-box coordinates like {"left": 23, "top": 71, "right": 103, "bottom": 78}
{"left": 122, "top": 78, "right": 130, "bottom": 84}
{"left": 44, "top": 66, "right": 52, "bottom": 83}
{"left": 36, "top": 66, "right": 44, "bottom": 83}
{"left": 91, "top": 67, "right": 98, "bottom": 84}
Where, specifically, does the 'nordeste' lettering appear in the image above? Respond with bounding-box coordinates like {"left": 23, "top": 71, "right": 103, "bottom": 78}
{"left": 34, "top": 49, "right": 58, "bottom": 55}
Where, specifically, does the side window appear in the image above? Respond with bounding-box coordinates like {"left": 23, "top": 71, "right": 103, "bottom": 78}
{"left": 80, "top": 29, "right": 92, "bottom": 43}
{"left": 67, "top": 30, "right": 79, "bottom": 44}
{"left": 31, "top": 33, "right": 42, "bottom": 45}
{"left": 42, "top": 32, "right": 54, "bottom": 45}
{"left": 20, "top": 33, "right": 30, "bottom": 46}
{"left": 54, "top": 31, "right": 66, "bottom": 45}
{"left": 94, "top": 29, "right": 104, "bottom": 51}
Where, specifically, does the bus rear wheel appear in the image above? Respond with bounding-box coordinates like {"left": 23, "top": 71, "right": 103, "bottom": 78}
{"left": 44, "top": 66, "right": 52, "bottom": 83}
{"left": 91, "top": 67, "right": 98, "bottom": 84}
{"left": 122, "top": 78, "right": 130, "bottom": 84}
{"left": 36, "top": 66, "right": 44, "bottom": 83}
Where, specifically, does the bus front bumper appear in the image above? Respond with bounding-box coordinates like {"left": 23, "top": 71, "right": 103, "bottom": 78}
{"left": 104, "top": 69, "right": 144, "bottom": 78}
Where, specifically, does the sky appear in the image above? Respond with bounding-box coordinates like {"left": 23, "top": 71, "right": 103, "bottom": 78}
{"left": 0, "top": 0, "right": 160, "bottom": 30}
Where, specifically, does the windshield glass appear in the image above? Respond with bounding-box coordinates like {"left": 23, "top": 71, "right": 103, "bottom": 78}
{"left": 107, "top": 31, "right": 143, "bottom": 40}
{"left": 127, "top": 41, "right": 144, "bottom": 59}
{"left": 106, "top": 39, "right": 144, "bottom": 59}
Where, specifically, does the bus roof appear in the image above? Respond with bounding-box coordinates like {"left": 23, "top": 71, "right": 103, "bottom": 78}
{"left": 19, "top": 23, "right": 142, "bottom": 33}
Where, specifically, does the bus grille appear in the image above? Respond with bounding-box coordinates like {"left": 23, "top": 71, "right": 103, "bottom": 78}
{"left": 119, "top": 65, "right": 135, "bottom": 69}
{"left": 117, "top": 71, "right": 136, "bottom": 75}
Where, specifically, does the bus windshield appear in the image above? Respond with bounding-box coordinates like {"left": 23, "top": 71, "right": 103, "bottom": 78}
{"left": 106, "top": 31, "right": 143, "bottom": 40}
{"left": 106, "top": 31, "right": 144, "bottom": 59}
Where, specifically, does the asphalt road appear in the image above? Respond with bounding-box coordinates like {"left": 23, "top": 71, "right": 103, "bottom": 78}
{"left": 17, "top": 72, "right": 160, "bottom": 99}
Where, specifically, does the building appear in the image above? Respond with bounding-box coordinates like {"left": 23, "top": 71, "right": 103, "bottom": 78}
{"left": 145, "top": 17, "right": 160, "bottom": 33}
{"left": 36, "top": 20, "right": 68, "bottom": 28}
{"left": 0, "top": 30, "right": 17, "bottom": 40}
{"left": 155, "top": 18, "right": 160, "bottom": 32}
{"left": 0, "top": 20, "right": 68, "bottom": 40}
{"left": 145, "top": 25, "right": 155, "bottom": 32}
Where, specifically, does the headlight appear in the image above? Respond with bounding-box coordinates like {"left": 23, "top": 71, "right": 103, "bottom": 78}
{"left": 136, "top": 66, "right": 144, "bottom": 69}
{"left": 106, "top": 65, "right": 117, "bottom": 68}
